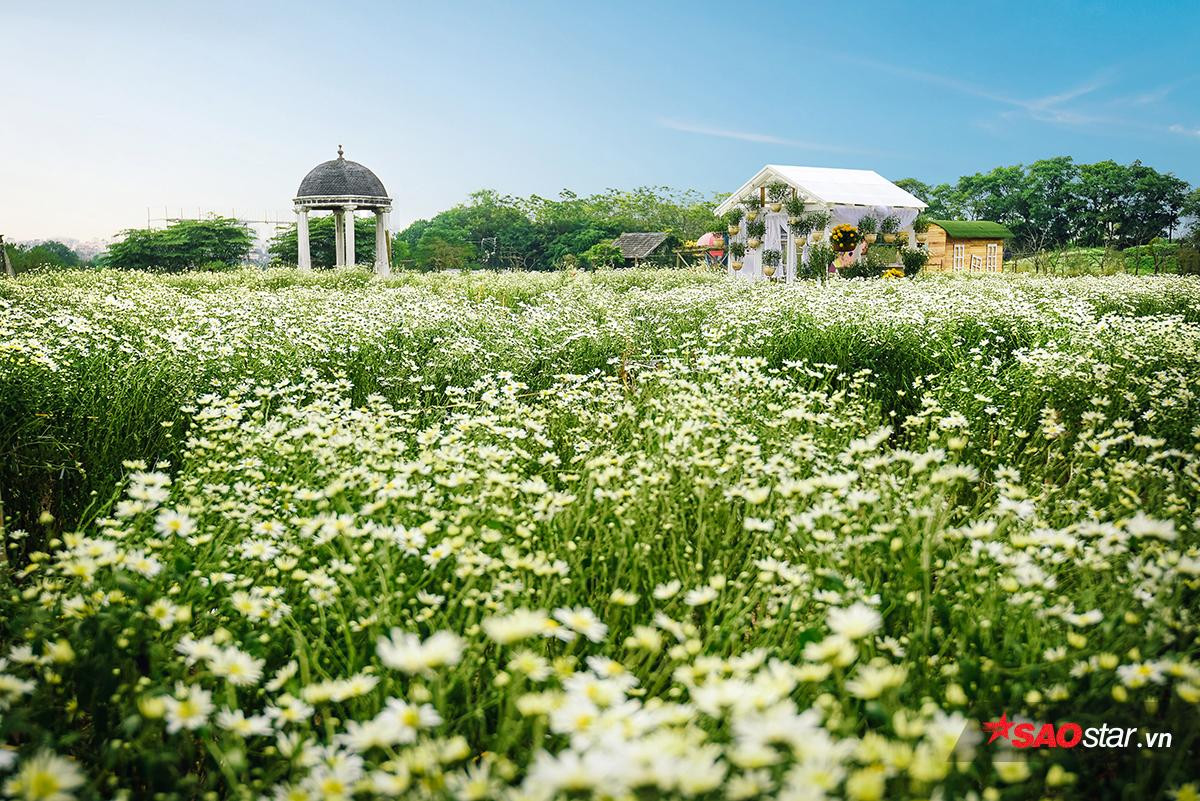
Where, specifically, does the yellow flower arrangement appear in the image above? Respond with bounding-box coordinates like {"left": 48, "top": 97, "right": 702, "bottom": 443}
{"left": 830, "top": 224, "right": 862, "bottom": 253}
{"left": 883, "top": 267, "right": 905, "bottom": 279}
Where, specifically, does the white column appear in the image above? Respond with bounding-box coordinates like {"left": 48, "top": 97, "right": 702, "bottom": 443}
{"left": 374, "top": 209, "right": 390, "bottom": 275}
{"left": 295, "top": 207, "right": 311, "bottom": 271}
{"left": 343, "top": 205, "right": 356, "bottom": 267}
{"left": 333, "top": 210, "right": 345, "bottom": 267}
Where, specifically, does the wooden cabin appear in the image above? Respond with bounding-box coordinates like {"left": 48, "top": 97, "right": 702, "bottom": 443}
{"left": 612, "top": 232, "right": 674, "bottom": 267}
{"left": 924, "top": 220, "right": 1013, "bottom": 272}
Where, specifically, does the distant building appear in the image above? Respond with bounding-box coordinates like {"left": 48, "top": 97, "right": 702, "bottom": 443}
{"left": 612, "top": 232, "right": 674, "bottom": 267}
{"left": 924, "top": 220, "right": 1013, "bottom": 272}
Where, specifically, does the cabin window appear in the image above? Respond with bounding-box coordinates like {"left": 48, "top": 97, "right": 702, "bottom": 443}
{"left": 986, "top": 243, "right": 999, "bottom": 271}
{"left": 952, "top": 244, "right": 965, "bottom": 271}
{"left": 971, "top": 254, "right": 983, "bottom": 271}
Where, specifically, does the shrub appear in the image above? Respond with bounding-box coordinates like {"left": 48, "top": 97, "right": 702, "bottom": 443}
{"left": 805, "top": 242, "right": 835, "bottom": 277}
{"left": 580, "top": 242, "right": 623, "bottom": 270}
{"left": 901, "top": 245, "right": 930, "bottom": 276}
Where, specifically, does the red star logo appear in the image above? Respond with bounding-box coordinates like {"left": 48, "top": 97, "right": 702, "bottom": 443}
{"left": 982, "top": 712, "right": 1015, "bottom": 744}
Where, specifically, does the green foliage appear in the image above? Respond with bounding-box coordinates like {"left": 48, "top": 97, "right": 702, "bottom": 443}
{"left": 268, "top": 216, "right": 381, "bottom": 267}
{"left": 900, "top": 245, "right": 929, "bottom": 276}
{"left": 808, "top": 210, "right": 832, "bottom": 233}
{"left": 741, "top": 195, "right": 763, "bottom": 212}
{"left": 856, "top": 215, "right": 878, "bottom": 234}
{"left": 880, "top": 215, "right": 900, "bottom": 235}
{"left": 417, "top": 235, "right": 474, "bottom": 271}
{"left": 728, "top": 241, "right": 746, "bottom": 259}
{"left": 761, "top": 248, "right": 782, "bottom": 266}
{"left": 1122, "top": 238, "right": 1179, "bottom": 275}
{"left": 724, "top": 208, "right": 744, "bottom": 226}
{"left": 766, "top": 181, "right": 790, "bottom": 202}
{"left": 784, "top": 196, "right": 807, "bottom": 218}
{"left": 2, "top": 240, "right": 82, "bottom": 273}
{"left": 790, "top": 212, "right": 813, "bottom": 235}
{"left": 580, "top": 241, "right": 623, "bottom": 270}
{"left": 912, "top": 215, "right": 930, "bottom": 234}
{"left": 101, "top": 217, "right": 252, "bottom": 271}
{"left": 898, "top": 157, "right": 1190, "bottom": 250}
{"left": 746, "top": 219, "right": 766, "bottom": 239}
{"left": 805, "top": 242, "right": 835, "bottom": 277}
{"left": 393, "top": 187, "right": 719, "bottom": 271}
{"left": 1179, "top": 246, "right": 1200, "bottom": 275}
{"left": 841, "top": 248, "right": 889, "bottom": 279}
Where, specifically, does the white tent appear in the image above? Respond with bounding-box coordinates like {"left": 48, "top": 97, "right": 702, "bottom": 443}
{"left": 717, "top": 164, "right": 927, "bottom": 282}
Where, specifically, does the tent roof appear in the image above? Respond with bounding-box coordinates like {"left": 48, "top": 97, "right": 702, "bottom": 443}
{"left": 929, "top": 219, "right": 1014, "bottom": 239}
{"left": 612, "top": 232, "right": 670, "bottom": 259}
{"left": 714, "top": 165, "right": 927, "bottom": 215}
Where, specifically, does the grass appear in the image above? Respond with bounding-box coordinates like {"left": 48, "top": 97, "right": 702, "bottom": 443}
{"left": 1, "top": 267, "right": 1198, "bottom": 800}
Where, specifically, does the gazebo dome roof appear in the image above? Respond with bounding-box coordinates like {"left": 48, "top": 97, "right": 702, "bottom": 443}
{"left": 295, "top": 146, "right": 390, "bottom": 206}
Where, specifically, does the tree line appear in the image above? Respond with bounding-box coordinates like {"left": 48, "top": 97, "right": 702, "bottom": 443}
{"left": 895, "top": 157, "right": 1199, "bottom": 251}
{"left": 388, "top": 188, "right": 720, "bottom": 271}
{"left": 4, "top": 156, "right": 1198, "bottom": 274}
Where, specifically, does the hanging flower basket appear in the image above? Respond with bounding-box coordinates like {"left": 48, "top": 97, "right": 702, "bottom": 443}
{"left": 768, "top": 202, "right": 782, "bottom": 213}
{"left": 763, "top": 264, "right": 776, "bottom": 277}
{"left": 727, "top": 225, "right": 740, "bottom": 236}
{"left": 747, "top": 237, "right": 762, "bottom": 249}
{"left": 864, "top": 233, "right": 877, "bottom": 244}
{"left": 809, "top": 231, "right": 825, "bottom": 244}
{"left": 883, "top": 233, "right": 897, "bottom": 243}
{"left": 787, "top": 216, "right": 800, "bottom": 226}
{"left": 732, "top": 260, "right": 744, "bottom": 271}
{"left": 915, "top": 232, "right": 928, "bottom": 243}
{"left": 830, "top": 224, "right": 862, "bottom": 253}
{"left": 746, "top": 210, "right": 759, "bottom": 222}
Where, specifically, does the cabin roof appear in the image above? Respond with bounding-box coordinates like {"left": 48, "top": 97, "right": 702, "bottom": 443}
{"left": 612, "top": 232, "right": 670, "bottom": 259}
{"left": 929, "top": 220, "right": 1014, "bottom": 239}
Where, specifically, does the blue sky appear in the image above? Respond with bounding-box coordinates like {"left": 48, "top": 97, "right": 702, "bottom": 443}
{"left": 2, "top": 0, "right": 1198, "bottom": 240}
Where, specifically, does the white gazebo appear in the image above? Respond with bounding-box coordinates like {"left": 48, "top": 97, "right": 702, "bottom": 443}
{"left": 293, "top": 146, "right": 392, "bottom": 274}
{"left": 715, "top": 165, "right": 927, "bottom": 281}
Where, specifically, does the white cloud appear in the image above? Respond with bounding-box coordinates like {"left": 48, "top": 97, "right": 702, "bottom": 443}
{"left": 656, "top": 119, "right": 880, "bottom": 155}
{"left": 1168, "top": 124, "right": 1200, "bottom": 138}
{"left": 826, "top": 51, "right": 1120, "bottom": 130}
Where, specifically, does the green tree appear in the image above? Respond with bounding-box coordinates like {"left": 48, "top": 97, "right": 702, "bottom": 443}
{"left": 1074, "top": 161, "right": 1189, "bottom": 247}
{"left": 102, "top": 218, "right": 252, "bottom": 271}
{"left": 393, "top": 186, "right": 721, "bottom": 271}
{"left": 2, "top": 240, "right": 82, "bottom": 273}
{"left": 894, "top": 179, "right": 957, "bottom": 218}
{"left": 1022, "top": 157, "right": 1081, "bottom": 249}
{"left": 580, "top": 242, "right": 623, "bottom": 269}
{"left": 268, "top": 216, "right": 380, "bottom": 267}
{"left": 416, "top": 233, "right": 473, "bottom": 271}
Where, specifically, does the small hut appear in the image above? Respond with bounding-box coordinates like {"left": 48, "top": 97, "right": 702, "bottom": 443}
{"left": 612, "top": 232, "right": 672, "bottom": 267}
{"left": 924, "top": 220, "right": 1013, "bottom": 272}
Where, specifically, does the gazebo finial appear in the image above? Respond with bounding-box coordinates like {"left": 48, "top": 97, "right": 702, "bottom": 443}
{"left": 337, "top": 144, "right": 344, "bottom": 159}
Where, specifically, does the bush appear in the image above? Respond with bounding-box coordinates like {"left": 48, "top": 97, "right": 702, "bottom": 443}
{"left": 102, "top": 218, "right": 252, "bottom": 271}
{"left": 901, "top": 246, "right": 930, "bottom": 276}
{"left": 580, "top": 242, "right": 623, "bottom": 270}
